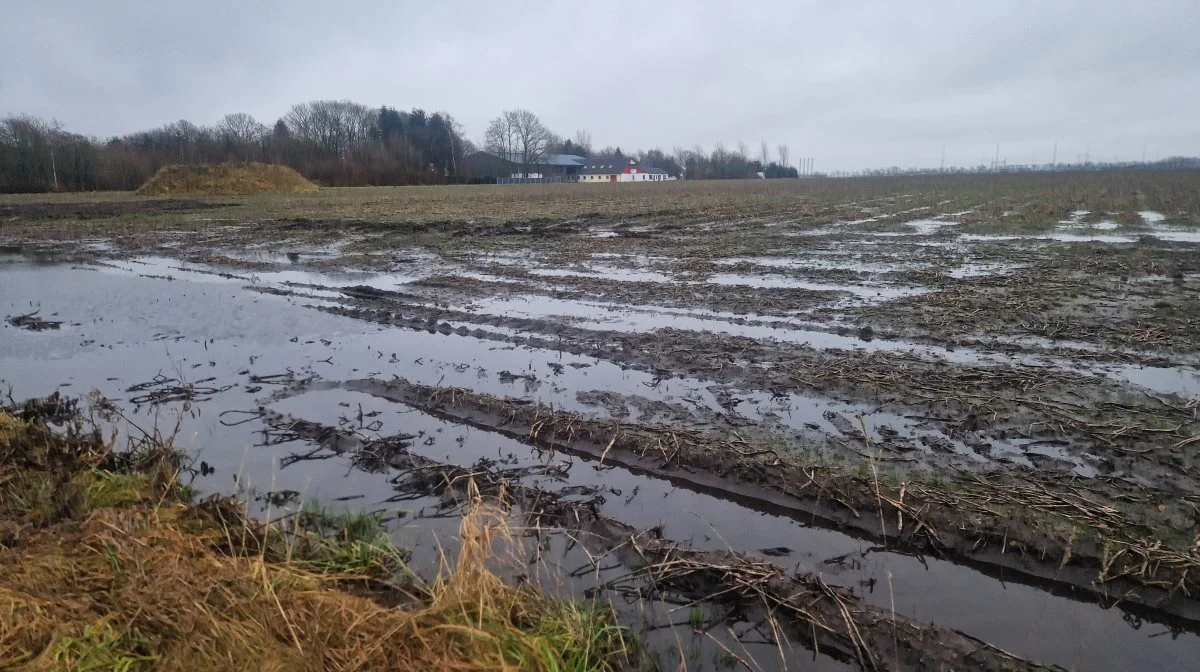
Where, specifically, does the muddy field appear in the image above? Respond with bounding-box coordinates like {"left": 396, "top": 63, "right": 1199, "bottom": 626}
{"left": 3, "top": 171, "right": 1200, "bottom": 671}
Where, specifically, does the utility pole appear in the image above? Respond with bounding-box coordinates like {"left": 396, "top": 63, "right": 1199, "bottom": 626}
{"left": 50, "top": 146, "right": 58, "bottom": 191}
{"left": 940, "top": 144, "right": 945, "bottom": 173}
{"left": 1051, "top": 141, "right": 1057, "bottom": 166}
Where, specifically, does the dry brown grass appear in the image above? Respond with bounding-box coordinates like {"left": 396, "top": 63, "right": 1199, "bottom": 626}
{"left": 0, "top": 405, "right": 634, "bottom": 672}
{"left": 1, "top": 503, "right": 630, "bottom": 671}
{"left": 136, "top": 163, "right": 319, "bottom": 196}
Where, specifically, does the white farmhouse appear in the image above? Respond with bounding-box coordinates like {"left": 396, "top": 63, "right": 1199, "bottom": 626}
{"left": 579, "top": 158, "right": 674, "bottom": 183}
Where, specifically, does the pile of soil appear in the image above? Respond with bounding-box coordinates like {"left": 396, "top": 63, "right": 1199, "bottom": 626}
{"left": 136, "top": 163, "right": 319, "bottom": 196}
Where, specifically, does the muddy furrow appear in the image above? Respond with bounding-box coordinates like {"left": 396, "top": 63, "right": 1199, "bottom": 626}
{"left": 306, "top": 295, "right": 1200, "bottom": 489}
{"left": 336, "top": 376, "right": 1200, "bottom": 629}
{"left": 262, "top": 409, "right": 1068, "bottom": 672}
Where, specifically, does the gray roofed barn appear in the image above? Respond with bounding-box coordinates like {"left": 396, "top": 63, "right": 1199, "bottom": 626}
{"left": 462, "top": 151, "right": 674, "bottom": 183}
{"left": 579, "top": 158, "right": 667, "bottom": 175}
{"left": 578, "top": 159, "right": 628, "bottom": 176}
{"left": 579, "top": 157, "right": 670, "bottom": 178}
{"left": 493, "top": 152, "right": 587, "bottom": 167}
{"left": 460, "top": 151, "right": 586, "bottom": 182}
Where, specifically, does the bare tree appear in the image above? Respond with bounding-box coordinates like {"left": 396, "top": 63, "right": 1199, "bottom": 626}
{"left": 484, "top": 109, "right": 553, "bottom": 178}
{"left": 736, "top": 141, "right": 749, "bottom": 160}
{"left": 218, "top": 113, "right": 268, "bottom": 160}
{"left": 160, "top": 120, "right": 207, "bottom": 162}
{"left": 776, "top": 144, "right": 791, "bottom": 169}
{"left": 760, "top": 140, "right": 770, "bottom": 166}
{"left": 219, "top": 113, "right": 267, "bottom": 145}
{"left": 713, "top": 142, "right": 731, "bottom": 176}
{"left": 484, "top": 116, "right": 518, "bottom": 167}
{"left": 0, "top": 115, "right": 52, "bottom": 189}
{"left": 284, "top": 100, "right": 374, "bottom": 159}
{"left": 672, "top": 145, "right": 689, "bottom": 178}
{"left": 509, "top": 110, "right": 552, "bottom": 176}
{"left": 573, "top": 129, "right": 593, "bottom": 156}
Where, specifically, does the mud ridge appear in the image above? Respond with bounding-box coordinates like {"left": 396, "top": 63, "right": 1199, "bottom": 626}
{"left": 339, "top": 376, "right": 1200, "bottom": 629}
{"left": 263, "top": 408, "right": 1069, "bottom": 672}
{"left": 309, "top": 299, "right": 1200, "bottom": 492}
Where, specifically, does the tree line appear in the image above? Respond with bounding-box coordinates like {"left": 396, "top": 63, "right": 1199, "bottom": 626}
{"left": 0, "top": 102, "right": 471, "bottom": 193}
{"left": 1, "top": 103, "right": 798, "bottom": 193}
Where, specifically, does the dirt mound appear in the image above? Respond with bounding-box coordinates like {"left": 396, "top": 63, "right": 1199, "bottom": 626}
{"left": 136, "top": 163, "right": 319, "bottom": 195}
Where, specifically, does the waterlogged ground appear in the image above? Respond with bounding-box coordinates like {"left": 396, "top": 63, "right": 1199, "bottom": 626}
{"left": 4, "top": 173, "right": 1200, "bottom": 671}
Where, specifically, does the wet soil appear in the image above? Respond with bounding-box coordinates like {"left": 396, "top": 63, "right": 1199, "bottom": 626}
{"left": 4, "top": 176, "right": 1200, "bottom": 670}
{"left": 330, "top": 378, "right": 1200, "bottom": 620}
{"left": 262, "top": 406, "right": 1077, "bottom": 670}
{"left": 855, "top": 246, "right": 1200, "bottom": 355}
{"left": 0, "top": 198, "right": 230, "bottom": 220}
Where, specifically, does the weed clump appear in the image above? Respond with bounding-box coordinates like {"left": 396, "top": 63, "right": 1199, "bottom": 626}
{"left": 0, "top": 397, "right": 634, "bottom": 671}
{"left": 136, "top": 162, "right": 319, "bottom": 196}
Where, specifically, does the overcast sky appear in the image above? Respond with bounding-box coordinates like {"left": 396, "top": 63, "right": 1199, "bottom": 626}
{"left": 3, "top": 1, "right": 1198, "bottom": 171}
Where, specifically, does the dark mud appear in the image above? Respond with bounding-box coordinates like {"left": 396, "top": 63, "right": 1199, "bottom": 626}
{"left": 327, "top": 378, "right": 1200, "bottom": 622}
{"left": 311, "top": 293, "right": 1200, "bottom": 493}
{"left": 0, "top": 198, "right": 230, "bottom": 220}
{"left": 415, "top": 272, "right": 851, "bottom": 316}
{"left": 259, "top": 379, "right": 1200, "bottom": 671}
{"left": 855, "top": 247, "right": 1200, "bottom": 355}
{"left": 261, "top": 409, "right": 1069, "bottom": 671}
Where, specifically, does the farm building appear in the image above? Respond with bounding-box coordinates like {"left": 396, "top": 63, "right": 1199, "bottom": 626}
{"left": 462, "top": 152, "right": 674, "bottom": 184}
{"left": 461, "top": 151, "right": 587, "bottom": 183}
{"left": 579, "top": 158, "right": 672, "bottom": 183}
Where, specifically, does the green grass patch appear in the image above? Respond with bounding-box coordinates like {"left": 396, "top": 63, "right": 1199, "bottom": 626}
{"left": 48, "top": 619, "right": 159, "bottom": 671}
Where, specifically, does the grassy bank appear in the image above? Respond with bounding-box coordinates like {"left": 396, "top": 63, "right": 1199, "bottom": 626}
{"left": 0, "top": 396, "right": 635, "bottom": 671}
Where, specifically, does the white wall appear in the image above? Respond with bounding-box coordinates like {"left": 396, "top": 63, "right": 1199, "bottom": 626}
{"left": 617, "top": 172, "right": 667, "bottom": 182}
{"left": 579, "top": 172, "right": 670, "bottom": 183}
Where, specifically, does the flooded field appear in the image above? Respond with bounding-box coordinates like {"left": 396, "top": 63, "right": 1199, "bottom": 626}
{"left": 4, "top": 172, "right": 1200, "bottom": 670}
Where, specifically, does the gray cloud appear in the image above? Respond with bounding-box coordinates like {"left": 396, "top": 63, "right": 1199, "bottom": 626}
{"left": 3, "top": 0, "right": 1197, "bottom": 171}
